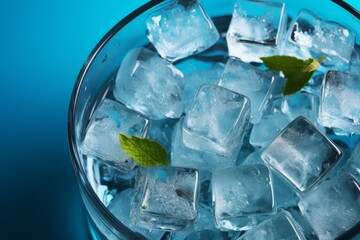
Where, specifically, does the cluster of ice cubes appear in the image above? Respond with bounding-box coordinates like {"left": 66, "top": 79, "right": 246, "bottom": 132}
{"left": 80, "top": 0, "right": 360, "bottom": 239}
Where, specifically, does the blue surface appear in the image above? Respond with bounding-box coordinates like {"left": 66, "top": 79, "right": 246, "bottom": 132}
{"left": 0, "top": 1, "right": 358, "bottom": 240}
{"left": 0, "top": 1, "right": 146, "bottom": 239}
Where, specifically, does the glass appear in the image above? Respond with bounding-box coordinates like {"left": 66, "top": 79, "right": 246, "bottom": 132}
{"left": 68, "top": 0, "right": 360, "bottom": 239}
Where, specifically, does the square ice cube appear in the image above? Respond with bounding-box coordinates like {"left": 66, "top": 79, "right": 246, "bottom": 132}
{"left": 171, "top": 118, "right": 237, "bottom": 174}
{"left": 131, "top": 166, "right": 200, "bottom": 230}
{"left": 226, "top": 0, "right": 286, "bottom": 62}
{"left": 212, "top": 164, "right": 275, "bottom": 231}
{"left": 113, "top": 47, "right": 184, "bottom": 120}
{"left": 237, "top": 211, "right": 306, "bottom": 240}
{"left": 285, "top": 9, "right": 356, "bottom": 68}
{"left": 108, "top": 189, "right": 165, "bottom": 239}
{"left": 318, "top": 71, "right": 360, "bottom": 134}
{"left": 261, "top": 116, "right": 342, "bottom": 194}
{"left": 218, "top": 58, "right": 284, "bottom": 123}
{"left": 146, "top": 0, "right": 219, "bottom": 61}
{"left": 81, "top": 99, "right": 149, "bottom": 172}
{"left": 298, "top": 173, "right": 360, "bottom": 240}
{"left": 182, "top": 84, "right": 251, "bottom": 157}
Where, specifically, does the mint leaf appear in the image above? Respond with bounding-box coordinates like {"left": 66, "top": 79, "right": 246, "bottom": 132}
{"left": 119, "top": 134, "right": 169, "bottom": 167}
{"left": 260, "top": 55, "right": 325, "bottom": 95}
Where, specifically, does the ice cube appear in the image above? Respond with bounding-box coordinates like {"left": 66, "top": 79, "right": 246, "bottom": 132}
{"left": 183, "top": 63, "right": 224, "bottom": 112}
{"left": 212, "top": 164, "right": 275, "bottom": 231}
{"left": 131, "top": 166, "right": 200, "bottom": 230}
{"left": 182, "top": 84, "right": 251, "bottom": 157}
{"left": 226, "top": 0, "right": 286, "bottom": 63}
{"left": 113, "top": 47, "right": 184, "bottom": 120}
{"left": 171, "top": 118, "right": 237, "bottom": 174}
{"left": 285, "top": 9, "right": 355, "bottom": 68}
{"left": 108, "top": 189, "right": 165, "bottom": 239}
{"left": 261, "top": 116, "right": 342, "bottom": 194}
{"left": 237, "top": 210, "right": 306, "bottom": 240}
{"left": 298, "top": 173, "right": 360, "bottom": 240}
{"left": 318, "top": 70, "right": 360, "bottom": 134}
{"left": 218, "top": 58, "right": 284, "bottom": 124}
{"left": 146, "top": 0, "right": 219, "bottom": 61}
{"left": 81, "top": 99, "right": 149, "bottom": 172}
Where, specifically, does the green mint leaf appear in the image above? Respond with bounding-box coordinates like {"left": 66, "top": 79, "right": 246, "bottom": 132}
{"left": 260, "top": 55, "right": 325, "bottom": 95}
{"left": 119, "top": 134, "right": 169, "bottom": 167}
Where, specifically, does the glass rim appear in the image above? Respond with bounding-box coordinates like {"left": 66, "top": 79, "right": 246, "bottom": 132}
{"left": 67, "top": 0, "right": 359, "bottom": 238}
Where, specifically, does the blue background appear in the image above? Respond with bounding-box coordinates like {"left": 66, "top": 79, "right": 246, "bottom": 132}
{"left": 0, "top": 1, "right": 358, "bottom": 239}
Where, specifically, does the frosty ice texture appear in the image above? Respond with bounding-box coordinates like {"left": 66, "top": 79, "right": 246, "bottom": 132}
{"left": 81, "top": 99, "right": 149, "bottom": 172}
{"left": 183, "top": 63, "right": 224, "bottom": 112}
{"left": 298, "top": 173, "right": 360, "bottom": 240}
{"left": 250, "top": 92, "right": 320, "bottom": 147}
{"left": 183, "top": 84, "right": 251, "bottom": 156}
{"left": 218, "top": 57, "right": 284, "bottom": 123}
{"left": 113, "top": 47, "right": 184, "bottom": 120}
{"left": 146, "top": 0, "right": 219, "bottom": 61}
{"left": 131, "top": 166, "right": 199, "bottom": 230}
{"left": 227, "top": 0, "right": 286, "bottom": 62}
{"left": 171, "top": 118, "right": 236, "bottom": 174}
{"left": 318, "top": 70, "right": 360, "bottom": 134}
{"left": 212, "top": 165, "right": 274, "bottom": 231}
{"left": 261, "top": 116, "right": 342, "bottom": 194}
{"left": 237, "top": 211, "right": 306, "bottom": 240}
{"left": 108, "top": 189, "right": 164, "bottom": 239}
{"left": 286, "top": 9, "right": 355, "bottom": 68}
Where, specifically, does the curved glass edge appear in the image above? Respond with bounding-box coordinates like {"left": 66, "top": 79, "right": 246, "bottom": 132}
{"left": 67, "top": 1, "right": 165, "bottom": 239}
{"left": 332, "top": 0, "right": 360, "bottom": 19}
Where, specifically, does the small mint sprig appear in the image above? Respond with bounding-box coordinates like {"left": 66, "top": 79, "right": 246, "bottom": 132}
{"left": 119, "top": 134, "right": 169, "bottom": 167}
{"left": 260, "top": 55, "right": 326, "bottom": 95}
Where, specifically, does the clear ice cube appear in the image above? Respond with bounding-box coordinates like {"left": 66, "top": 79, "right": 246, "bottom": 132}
{"left": 212, "top": 164, "right": 275, "bottom": 231}
{"left": 285, "top": 9, "right": 355, "bottom": 68}
{"left": 81, "top": 99, "right": 149, "bottom": 172}
{"left": 146, "top": 0, "right": 219, "bottom": 61}
{"left": 237, "top": 211, "right": 306, "bottom": 240}
{"left": 182, "top": 84, "right": 251, "bottom": 157}
{"left": 298, "top": 173, "right": 360, "bottom": 240}
{"left": 131, "top": 166, "right": 200, "bottom": 230}
{"left": 261, "top": 116, "right": 342, "bottom": 194}
{"left": 113, "top": 47, "right": 184, "bottom": 120}
{"left": 171, "top": 118, "right": 236, "bottom": 174}
{"left": 226, "top": 0, "right": 286, "bottom": 62}
{"left": 218, "top": 58, "right": 284, "bottom": 124}
{"left": 183, "top": 63, "right": 224, "bottom": 112}
{"left": 318, "top": 70, "right": 360, "bottom": 134}
{"left": 108, "top": 189, "right": 165, "bottom": 239}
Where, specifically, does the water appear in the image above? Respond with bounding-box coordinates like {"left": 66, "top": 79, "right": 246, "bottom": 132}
{"left": 79, "top": 5, "right": 360, "bottom": 239}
